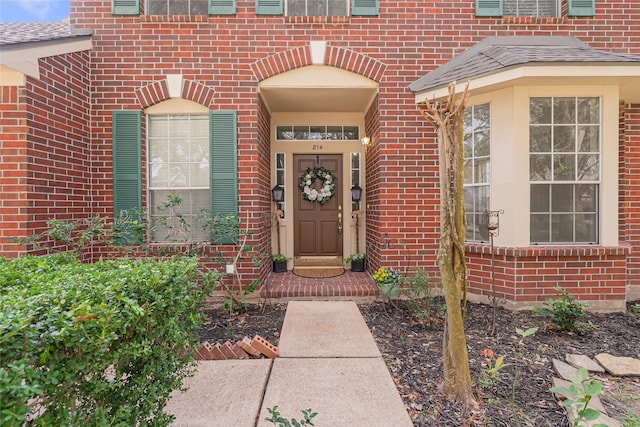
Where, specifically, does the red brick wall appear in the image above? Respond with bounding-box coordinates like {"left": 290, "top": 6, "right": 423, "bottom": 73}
{"left": 247, "top": 93, "right": 272, "bottom": 283}
{"left": 26, "top": 52, "right": 92, "bottom": 254}
{"left": 0, "top": 51, "right": 92, "bottom": 256}
{"left": 63, "top": 0, "right": 640, "bottom": 301}
{"left": 621, "top": 104, "right": 640, "bottom": 285}
{"left": 0, "top": 86, "right": 29, "bottom": 256}
{"left": 364, "top": 96, "right": 382, "bottom": 270}
{"left": 466, "top": 245, "right": 629, "bottom": 310}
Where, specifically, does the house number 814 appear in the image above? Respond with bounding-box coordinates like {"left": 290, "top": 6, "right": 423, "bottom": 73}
{"left": 312, "top": 145, "right": 323, "bottom": 151}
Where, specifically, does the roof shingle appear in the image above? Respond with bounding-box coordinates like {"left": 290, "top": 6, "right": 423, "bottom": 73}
{"left": 0, "top": 22, "right": 92, "bottom": 47}
{"left": 409, "top": 36, "right": 640, "bottom": 93}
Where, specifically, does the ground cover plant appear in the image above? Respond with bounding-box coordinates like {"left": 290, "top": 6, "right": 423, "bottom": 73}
{"left": 531, "top": 286, "right": 590, "bottom": 333}
{"left": 1, "top": 254, "right": 217, "bottom": 426}
{"left": 265, "top": 405, "right": 318, "bottom": 427}
{"left": 200, "top": 299, "right": 640, "bottom": 426}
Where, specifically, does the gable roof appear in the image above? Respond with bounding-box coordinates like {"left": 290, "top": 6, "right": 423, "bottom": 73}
{"left": 409, "top": 36, "right": 640, "bottom": 94}
{"left": 0, "top": 22, "right": 92, "bottom": 47}
{"left": 0, "top": 22, "right": 93, "bottom": 80}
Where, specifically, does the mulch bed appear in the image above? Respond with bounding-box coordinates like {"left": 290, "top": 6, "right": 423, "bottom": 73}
{"left": 199, "top": 299, "right": 640, "bottom": 426}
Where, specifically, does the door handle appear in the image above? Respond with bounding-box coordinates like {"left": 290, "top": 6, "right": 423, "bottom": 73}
{"left": 338, "top": 206, "right": 343, "bottom": 234}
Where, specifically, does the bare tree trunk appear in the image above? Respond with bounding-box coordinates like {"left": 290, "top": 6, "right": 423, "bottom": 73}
{"left": 419, "top": 83, "right": 475, "bottom": 405}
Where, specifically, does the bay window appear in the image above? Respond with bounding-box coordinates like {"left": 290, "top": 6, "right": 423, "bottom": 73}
{"left": 464, "top": 103, "right": 491, "bottom": 242}
{"left": 529, "top": 97, "right": 600, "bottom": 244}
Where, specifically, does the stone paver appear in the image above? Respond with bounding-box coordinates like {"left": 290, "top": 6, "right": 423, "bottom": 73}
{"left": 552, "top": 358, "right": 578, "bottom": 381}
{"left": 278, "top": 300, "right": 380, "bottom": 358}
{"left": 551, "top": 353, "right": 640, "bottom": 427}
{"left": 165, "top": 359, "right": 272, "bottom": 427}
{"left": 568, "top": 409, "right": 622, "bottom": 427}
{"left": 595, "top": 353, "right": 640, "bottom": 376}
{"left": 257, "top": 357, "right": 413, "bottom": 427}
{"left": 551, "top": 377, "right": 606, "bottom": 413}
{"left": 566, "top": 354, "right": 605, "bottom": 373}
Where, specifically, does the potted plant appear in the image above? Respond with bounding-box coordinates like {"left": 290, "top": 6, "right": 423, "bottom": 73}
{"left": 373, "top": 267, "right": 401, "bottom": 298}
{"left": 271, "top": 254, "right": 289, "bottom": 273}
{"left": 345, "top": 253, "right": 366, "bottom": 272}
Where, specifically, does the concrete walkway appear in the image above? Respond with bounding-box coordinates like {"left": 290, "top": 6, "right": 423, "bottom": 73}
{"left": 165, "top": 301, "right": 413, "bottom": 427}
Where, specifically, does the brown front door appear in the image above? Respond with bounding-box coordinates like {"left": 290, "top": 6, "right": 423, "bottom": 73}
{"left": 294, "top": 154, "right": 343, "bottom": 257}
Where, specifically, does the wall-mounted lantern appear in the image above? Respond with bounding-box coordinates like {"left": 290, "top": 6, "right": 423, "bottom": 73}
{"left": 271, "top": 185, "right": 284, "bottom": 203}
{"left": 351, "top": 184, "right": 363, "bottom": 203}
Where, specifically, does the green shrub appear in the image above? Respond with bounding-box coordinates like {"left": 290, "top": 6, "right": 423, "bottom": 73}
{"left": 532, "top": 286, "right": 588, "bottom": 333}
{"left": 401, "top": 269, "right": 442, "bottom": 320}
{"left": 0, "top": 254, "right": 218, "bottom": 426}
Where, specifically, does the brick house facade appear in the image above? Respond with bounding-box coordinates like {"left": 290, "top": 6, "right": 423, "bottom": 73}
{"left": 1, "top": 0, "right": 639, "bottom": 311}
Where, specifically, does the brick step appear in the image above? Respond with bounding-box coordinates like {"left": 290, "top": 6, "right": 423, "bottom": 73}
{"left": 294, "top": 256, "right": 343, "bottom": 267}
{"left": 261, "top": 280, "right": 380, "bottom": 298}
{"left": 194, "top": 335, "right": 278, "bottom": 361}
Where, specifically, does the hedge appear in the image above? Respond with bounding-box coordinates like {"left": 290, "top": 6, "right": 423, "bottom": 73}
{"left": 0, "top": 254, "right": 218, "bottom": 426}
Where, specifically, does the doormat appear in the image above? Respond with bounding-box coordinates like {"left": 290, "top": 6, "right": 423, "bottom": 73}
{"left": 292, "top": 267, "right": 345, "bottom": 279}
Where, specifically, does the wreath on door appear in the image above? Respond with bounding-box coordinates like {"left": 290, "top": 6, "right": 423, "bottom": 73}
{"left": 299, "top": 167, "right": 336, "bottom": 205}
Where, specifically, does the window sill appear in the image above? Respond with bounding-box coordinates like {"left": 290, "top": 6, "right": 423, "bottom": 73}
{"left": 500, "top": 16, "right": 572, "bottom": 25}
{"left": 284, "top": 16, "right": 351, "bottom": 24}
{"left": 141, "top": 15, "right": 212, "bottom": 23}
{"left": 465, "top": 242, "right": 631, "bottom": 257}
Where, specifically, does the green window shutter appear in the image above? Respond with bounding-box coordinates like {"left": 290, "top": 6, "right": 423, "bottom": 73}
{"left": 475, "top": 0, "right": 502, "bottom": 16}
{"left": 210, "top": 111, "right": 238, "bottom": 243}
{"left": 568, "top": 0, "right": 595, "bottom": 16}
{"left": 255, "top": 0, "right": 283, "bottom": 15}
{"left": 112, "top": 110, "right": 142, "bottom": 244}
{"left": 209, "top": 0, "right": 236, "bottom": 15}
{"left": 352, "top": 0, "right": 378, "bottom": 16}
{"left": 112, "top": 0, "right": 140, "bottom": 15}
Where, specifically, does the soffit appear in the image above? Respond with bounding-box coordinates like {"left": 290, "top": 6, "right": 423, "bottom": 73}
{"left": 0, "top": 23, "right": 93, "bottom": 81}
{"left": 259, "top": 65, "right": 378, "bottom": 113}
{"left": 413, "top": 65, "right": 640, "bottom": 104}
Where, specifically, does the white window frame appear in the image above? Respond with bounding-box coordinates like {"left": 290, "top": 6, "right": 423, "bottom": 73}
{"left": 464, "top": 102, "right": 492, "bottom": 243}
{"left": 275, "top": 125, "right": 360, "bottom": 141}
{"left": 529, "top": 96, "right": 601, "bottom": 244}
{"left": 464, "top": 85, "right": 618, "bottom": 248}
{"left": 146, "top": 111, "right": 210, "bottom": 243}
{"left": 146, "top": 0, "right": 209, "bottom": 15}
{"left": 285, "top": 0, "right": 350, "bottom": 16}
{"left": 503, "top": 0, "right": 560, "bottom": 17}
{"left": 350, "top": 152, "right": 361, "bottom": 212}
{"left": 275, "top": 152, "right": 286, "bottom": 219}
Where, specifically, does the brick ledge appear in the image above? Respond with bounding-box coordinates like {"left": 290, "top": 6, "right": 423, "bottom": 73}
{"left": 285, "top": 16, "right": 350, "bottom": 24}
{"left": 465, "top": 243, "right": 632, "bottom": 257}
{"left": 140, "top": 15, "right": 210, "bottom": 23}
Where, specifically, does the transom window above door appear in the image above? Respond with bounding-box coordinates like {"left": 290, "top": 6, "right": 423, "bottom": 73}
{"left": 286, "top": 0, "right": 348, "bottom": 16}
{"left": 276, "top": 125, "right": 360, "bottom": 140}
